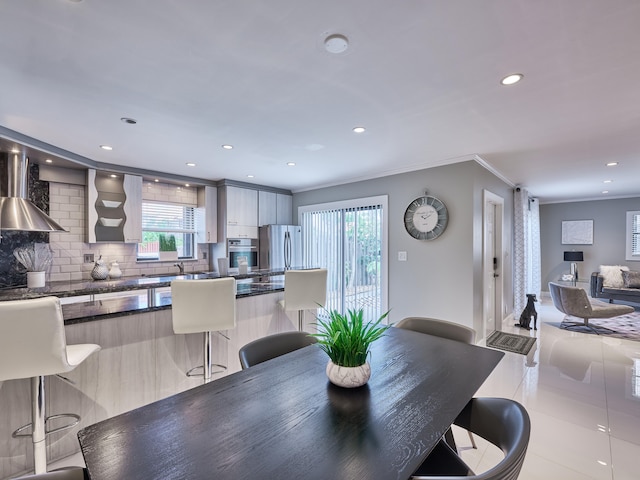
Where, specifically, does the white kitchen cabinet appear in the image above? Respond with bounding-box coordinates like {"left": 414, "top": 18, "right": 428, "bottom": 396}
{"left": 220, "top": 185, "right": 258, "bottom": 239}
{"left": 87, "top": 169, "right": 142, "bottom": 243}
{"left": 259, "top": 191, "right": 292, "bottom": 225}
{"left": 276, "top": 193, "right": 292, "bottom": 224}
{"left": 259, "top": 191, "right": 277, "bottom": 226}
{"left": 196, "top": 186, "right": 217, "bottom": 243}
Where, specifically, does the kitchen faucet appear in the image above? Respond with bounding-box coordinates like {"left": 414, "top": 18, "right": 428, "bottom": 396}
{"left": 174, "top": 262, "right": 184, "bottom": 274}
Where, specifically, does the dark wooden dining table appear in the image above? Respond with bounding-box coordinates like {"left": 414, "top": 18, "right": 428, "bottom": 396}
{"left": 78, "top": 327, "right": 504, "bottom": 480}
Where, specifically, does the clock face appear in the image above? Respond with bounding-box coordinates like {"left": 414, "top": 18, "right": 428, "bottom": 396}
{"left": 404, "top": 196, "right": 448, "bottom": 240}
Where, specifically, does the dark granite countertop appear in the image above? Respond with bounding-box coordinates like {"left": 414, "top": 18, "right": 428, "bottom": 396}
{"left": 0, "top": 268, "right": 288, "bottom": 302}
{"left": 0, "top": 269, "right": 289, "bottom": 325}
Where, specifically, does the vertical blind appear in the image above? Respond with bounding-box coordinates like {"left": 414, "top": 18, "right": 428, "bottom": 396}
{"left": 632, "top": 213, "right": 640, "bottom": 256}
{"left": 301, "top": 197, "right": 386, "bottom": 323}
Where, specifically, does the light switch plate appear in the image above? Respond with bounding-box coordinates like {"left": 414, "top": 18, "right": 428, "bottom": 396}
{"left": 398, "top": 251, "right": 407, "bottom": 261}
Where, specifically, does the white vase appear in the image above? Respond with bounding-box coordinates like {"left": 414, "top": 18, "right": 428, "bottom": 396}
{"left": 326, "top": 360, "right": 371, "bottom": 388}
{"left": 27, "top": 271, "right": 46, "bottom": 288}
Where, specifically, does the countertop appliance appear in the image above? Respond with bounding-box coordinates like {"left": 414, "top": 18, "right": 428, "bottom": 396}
{"left": 259, "top": 224, "right": 302, "bottom": 270}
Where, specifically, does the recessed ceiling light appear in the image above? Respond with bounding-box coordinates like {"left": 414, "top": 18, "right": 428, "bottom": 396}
{"left": 45, "top": 158, "right": 53, "bottom": 163}
{"left": 10, "top": 148, "right": 20, "bottom": 153}
{"left": 602, "top": 190, "right": 609, "bottom": 194}
{"left": 324, "top": 34, "right": 349, "bottom": 54}
{"left": 603, "top": 180, "right": 612, "bottom": 184}
{"left": 353, "top": 126, "right": 366, "bottom": 133}
{"left": 186, "top": 162, "right": 196, "bottom": 167}
{"left": 222, "top": 145, "right": 233, "bottom": 150}
{"left": 121, "top": 117, "right": 137, "bottom": 125}
{"left": 154, "top": 178, "right": 159, "bottom": 182}
{"left": 110, "top": 174, "right": 118, "bottom": 178}
{"left": 500, "top": 73, "right": 523, "bottom": 86}
{"left": 185, "top": 184, "right": 190, "bottom": 187}
{"left": 287, "top": 162, "right": 296, "bottom": 166}
{"left": 247, "top": 174, "right": 254, "bottom": 178}
{"left": 100, "top": 145, "right": 113, "bottom": 151}
{"left": 606, "top": 162, "right": 618, "bottom": 166}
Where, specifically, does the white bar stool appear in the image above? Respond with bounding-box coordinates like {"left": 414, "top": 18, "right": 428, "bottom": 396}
{"left": 279, "top": 269, "right": 328, "bottom": 331}
{"left": 0, "top": 297, "right": 101, "bottom": 475}
{"left": 171, "top": 277, "right": 236, "bottom": 383}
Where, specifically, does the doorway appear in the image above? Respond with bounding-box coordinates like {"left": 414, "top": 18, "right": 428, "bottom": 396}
{"left": 482, "top": 190, "right": 504, "bottom": 340}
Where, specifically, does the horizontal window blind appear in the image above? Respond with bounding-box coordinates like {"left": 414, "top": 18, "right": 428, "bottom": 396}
{"left": 142, "top": 202, "right": 195, "bottom": 233}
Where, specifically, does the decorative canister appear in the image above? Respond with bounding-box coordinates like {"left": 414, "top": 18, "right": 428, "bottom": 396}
{"left": 27, "top": 271, "right": 46, "bottom": 288}
{"left": 91, "top": 256, "right": 109, "bottom": 281}
{"left": 109, "top": 261, "right": 122, "bottom": 279}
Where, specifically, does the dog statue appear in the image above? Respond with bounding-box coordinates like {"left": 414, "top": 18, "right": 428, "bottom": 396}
{"left": 515, "top": 293, "right": 538, "bottom": 330}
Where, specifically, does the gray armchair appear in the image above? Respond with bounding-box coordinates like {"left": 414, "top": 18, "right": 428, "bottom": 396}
{"left": 548, "top": 282, "right": 635, "bottom": 334}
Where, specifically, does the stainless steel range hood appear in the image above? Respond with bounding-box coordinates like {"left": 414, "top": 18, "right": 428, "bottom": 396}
{"left": 0, "top": 151, "right": 66, "bottom": 232}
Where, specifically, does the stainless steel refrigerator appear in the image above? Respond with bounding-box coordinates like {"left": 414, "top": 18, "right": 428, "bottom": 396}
{"left": 259, "top": 224, "right": 302, "bottom": 270}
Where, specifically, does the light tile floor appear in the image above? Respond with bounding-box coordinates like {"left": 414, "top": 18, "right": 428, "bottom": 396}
{"left": 455, "top": 298, "right": 640, "bottom": 480}
{"left": 50, "top": 298, "right": 640, "bottom": 479}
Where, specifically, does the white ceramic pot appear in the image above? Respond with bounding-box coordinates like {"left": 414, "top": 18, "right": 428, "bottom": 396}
{"left": 326, "top": 360, "right": 371, "bottom": 388}
{"left": 27, "top": 271, "right": 46, "bottom": 288}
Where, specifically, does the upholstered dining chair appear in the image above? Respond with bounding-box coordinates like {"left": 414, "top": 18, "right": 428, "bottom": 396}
{"left": 239, "top": 331, "right": 318, "bottom": 369}
{"left": 279, "top": 268, "right": 328, "bottom": 332}
{"left": 410, "top": 397, "right": 531, "bottom": 480}
{"left": 396, "top": 317, "right": 478, "bottom": 449}
{"left": 548, "top": 282, "right": 634, "bottom": 334}
{"left": 171, "top": 277, "right": 236, "bottom": 382}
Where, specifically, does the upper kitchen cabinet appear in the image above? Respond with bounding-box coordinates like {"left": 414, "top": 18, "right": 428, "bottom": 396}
{"left": 196, "top": 186, "right": 217, "bottom": 243}
{"left": 259, "top": 191, "right": 292, "bottom": 225}
{"left": 218, "top": 185, "right": 258, "bottom": 239}
{"left": 87, "top": 169, "right": 142, "bottom": 243}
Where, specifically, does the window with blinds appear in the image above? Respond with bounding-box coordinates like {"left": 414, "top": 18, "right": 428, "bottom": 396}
{"left": 137, "top": 201, "right": 196, "bottom": 260}
{"left": 300, "top": 195, "right": 388, "bottom": 323}
{"left": 626, "top": 211, "right": 640, "bottom": 261}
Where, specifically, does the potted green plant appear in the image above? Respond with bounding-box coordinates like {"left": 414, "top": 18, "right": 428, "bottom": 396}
{"left": 158, "top": 234, "right": 178, "bottom": 261}
{"left": 312, "top": 308, "right": 390, "bottom": 388}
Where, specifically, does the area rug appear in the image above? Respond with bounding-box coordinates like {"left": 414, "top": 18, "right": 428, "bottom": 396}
{"left": 560, "top": 311, "right": 640, "bottom": 341}
{"left": 486, "top": 331, "right": 537, "bottom": 355}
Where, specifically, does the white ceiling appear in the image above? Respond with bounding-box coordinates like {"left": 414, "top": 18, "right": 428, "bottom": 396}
{"left": 1, "top": 0, "right": 640, "bottom": 203}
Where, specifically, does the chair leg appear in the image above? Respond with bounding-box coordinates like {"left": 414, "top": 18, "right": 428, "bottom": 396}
{"left": 468, "top": 431, "right": 477, "bottom": 449}
{"left": 32, "top": 375, "right": 47, "bottom": 474}
{"left": 203, "top": 331, "right": 212, "bottom": 382}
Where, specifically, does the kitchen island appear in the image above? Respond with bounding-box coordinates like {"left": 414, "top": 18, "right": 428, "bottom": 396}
{"left": 0, "top": 270, "right": 315, "bottom": 480}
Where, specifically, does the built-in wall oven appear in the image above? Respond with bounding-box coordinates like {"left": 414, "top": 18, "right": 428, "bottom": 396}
{"left": 227, "top": 238, "right": 259, "bottom": 270}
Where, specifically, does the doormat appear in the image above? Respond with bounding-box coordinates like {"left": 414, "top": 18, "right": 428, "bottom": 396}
{"left": 486, "top": 331, "right": 536, "bottom": 355}
{"left": 560, "top": 311, "right": 640, "bottom": 341}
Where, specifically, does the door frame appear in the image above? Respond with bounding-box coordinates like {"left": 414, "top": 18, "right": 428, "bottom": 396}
{"left": 482, "top": 190, "right": 504, "bottom": 337}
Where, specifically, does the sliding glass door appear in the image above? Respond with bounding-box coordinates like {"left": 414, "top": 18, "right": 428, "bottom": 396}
{"left": 300, "top": 196, "right": 388, "bottom": 322}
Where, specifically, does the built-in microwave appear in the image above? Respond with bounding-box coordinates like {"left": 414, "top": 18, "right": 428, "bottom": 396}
{"left": 227, "top": 238, "right": 259, "bottom": 270}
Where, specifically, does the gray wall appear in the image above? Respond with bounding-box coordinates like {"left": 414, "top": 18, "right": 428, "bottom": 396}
{"left": 292, "top": 160, "right": 514, "bottom": 334}
{"left": 540, "top": 197, "right": 640, "bottom": 289}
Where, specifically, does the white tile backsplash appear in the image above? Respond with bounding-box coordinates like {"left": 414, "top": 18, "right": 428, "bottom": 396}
{"left": 47, "top": 180, "right": 210, "bottom": 281}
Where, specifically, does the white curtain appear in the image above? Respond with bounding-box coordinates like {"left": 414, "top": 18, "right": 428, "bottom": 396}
{"left": 513, "top": 188, "right": 541, "bottom": 316}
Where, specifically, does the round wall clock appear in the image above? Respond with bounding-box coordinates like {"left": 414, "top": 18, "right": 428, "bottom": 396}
{"left": 404, "top": 195, "right": 449, "bottom": 240}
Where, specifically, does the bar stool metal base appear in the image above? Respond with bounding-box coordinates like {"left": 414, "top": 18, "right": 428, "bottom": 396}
{"left": 185, "top": 331, "right": 227, "bottom": 383}
{"left": 11, "top": 376, "right": 83, "bottom": 474}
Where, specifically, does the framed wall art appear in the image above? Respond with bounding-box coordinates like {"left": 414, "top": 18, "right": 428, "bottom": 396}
{"left": 561, "top": 220, "right": 593, "bottom": 245}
